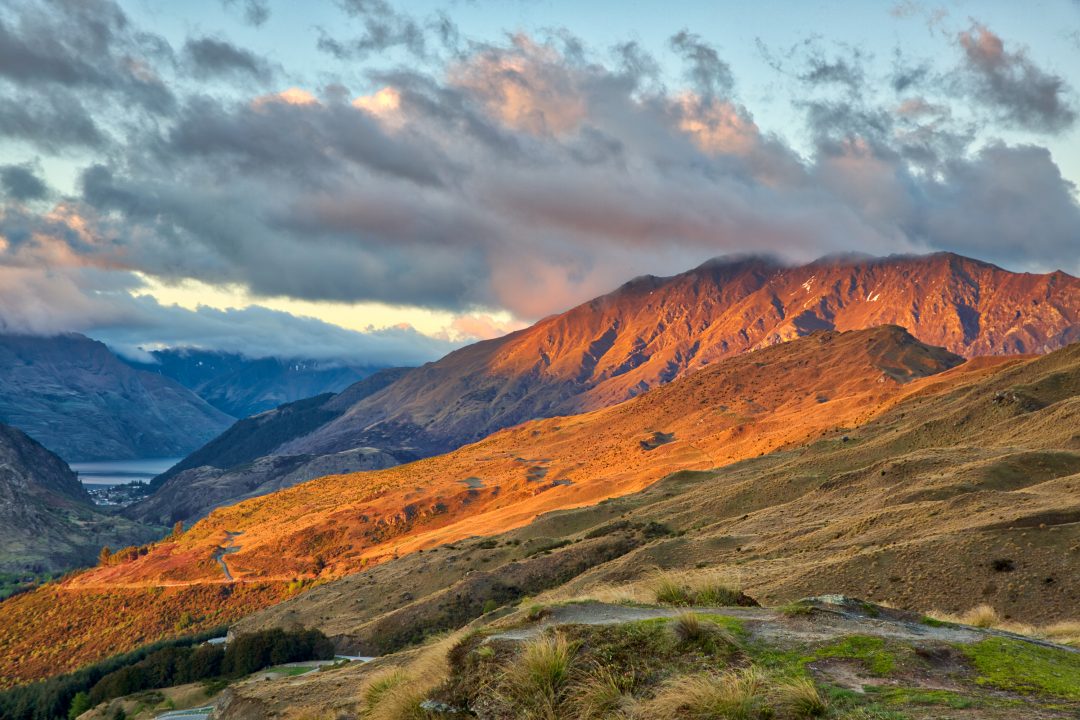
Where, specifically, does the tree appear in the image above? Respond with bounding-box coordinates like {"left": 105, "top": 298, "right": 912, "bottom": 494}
{"left": 98, "top": 546, "right": 112, "bottom": 566}
{"left": 67, "top": 691, "right": 91, "bottom": 719}
{"left": 172, "top": 521, "right": 184, "bottom": 538}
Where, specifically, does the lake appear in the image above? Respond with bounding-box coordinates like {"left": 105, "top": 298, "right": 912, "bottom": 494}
{"left": 70, "top": 458, "right": 182, "bottom": 486}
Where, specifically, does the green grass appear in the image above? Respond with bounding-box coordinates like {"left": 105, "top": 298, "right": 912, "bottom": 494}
{"left": 814, "top": 636, "right": 898, "bottom": 676}
{"left": 264, "top": 665, "right": 316, "bottom": 677}
{"left": 697, "top": 614, "right": 750, "bottom": 641}
{"left": 960, "top": 636, "right": 1080, "bottom": 699}
{"left": 778, "top": 601, "right": 815, "bottom": 618}
{"left": 864, "top": 686, "right": 977, "bottom": 709}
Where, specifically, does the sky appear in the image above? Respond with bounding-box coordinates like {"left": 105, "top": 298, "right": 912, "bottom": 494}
{"left": 1, "top": 0, "right": 1078, "bottom": 364}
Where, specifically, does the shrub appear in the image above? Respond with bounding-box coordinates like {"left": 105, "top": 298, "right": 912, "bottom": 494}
{"left": 67, "top": 691, "right": 91, "bottom": 719}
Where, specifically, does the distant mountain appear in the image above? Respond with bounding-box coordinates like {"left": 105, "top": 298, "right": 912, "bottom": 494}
{"left": 0, "top": 422, "right": 160, "bottom": 576}
{"left": 126, "top": 349, "right": 386, "bottom": 419}
{"left": 124, "top": 368, "right": 411, "bottom": 525}
{"left": 277, "top": 252, "right": 1079, "bottom": 459}
{"left": 0, "top": 334, "right": 235, "bottom": 462}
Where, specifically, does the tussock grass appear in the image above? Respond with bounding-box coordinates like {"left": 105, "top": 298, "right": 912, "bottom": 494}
{"left": 541, "top": 567, "right": 745, "bottom": 608}
{"left": 496, "top": 632, "right": 578, "bottom": 720}
{"left": 961, "top": 604, "right": 1001, "bottom": 629}
{"left": 772, "top": 676, "right": 829, "bottom": 718}
{"left": 571, "top": 666, "right": 636, "bottom": 720}
{"left": 924, "top": 605, "right": 1080, "bottom": 648}
{"left": 1040, "top": 621, "right": 1080, "bottom": 647}
{"left": 357, "top": 633, "right": 461, "bottom": 720}
{"left": 645, "top": 666, "right": 769, "bottom": 719}
{"left": 650, "top": 570, "right": 744, "bottom": 607}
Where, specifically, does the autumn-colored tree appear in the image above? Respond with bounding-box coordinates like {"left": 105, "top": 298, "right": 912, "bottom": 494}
{"left": 97, "top": 546, "right": 112, "bottom": 566}
{"left": 172, "top": 521, "right": 184, "bottom": 537}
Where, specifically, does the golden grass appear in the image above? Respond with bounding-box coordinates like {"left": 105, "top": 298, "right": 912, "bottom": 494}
{"left": 554, "top": 568, "right": 745, "bottom": 608}
{"left": 772, "top": 676, "right": 830, "bottom": 718}
{"left": 571, "top": 666, "right": 637, "bottom": 720}
{"left": 645, "top": 667, "right": 769, "bottom": 720}
{"left": 1039, "top": 621, "right": 1080, "bottom": 647}
{"left": 924, "top": 605, "right": 1080, "bottom": 647}
{"left": 356, "top": 633, "right": 462, "bottom": 720}
{"left": 496, "top": 632, "right": 579, "bottom": 720}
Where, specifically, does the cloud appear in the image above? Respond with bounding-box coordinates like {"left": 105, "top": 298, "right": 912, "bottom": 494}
{"left": 183, "top": 36, "right": 272, "bottom": 81}
{"left": 221, "top": 0, "right": 270, "bottom": 27}
{"left": 317, "top": 0, "right": 428, "bottom": 59}
{"left": 956, "top": 23, "right": 1076, "bottom": 133}
{"left": 0, "top": 0, "right": 175, "bottom": 115}
{"left": 0, "top": 88, "right": 107, "bottom": 150}
{"left": 1, "top": 3, "right": 1079, "bottom": 364}
{"left": 669, "top": 30, "right": 734, "bottom": 99}
{"left": 0, "top": 163, "right": 48, "bottom": 201}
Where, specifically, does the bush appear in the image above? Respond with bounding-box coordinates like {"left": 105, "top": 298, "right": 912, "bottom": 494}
{"left": 67, "top": 691, "right": 91, "bottom": 719}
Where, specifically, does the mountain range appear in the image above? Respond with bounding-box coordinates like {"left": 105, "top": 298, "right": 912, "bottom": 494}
{"left": 126, "top": 349, "right": 386, "bottom": 419}
{"left": 0, "top": 334, "right": 235, "bottom": 462}
{"left": 127, "top": 252, "right": 1080, "bottom": 526}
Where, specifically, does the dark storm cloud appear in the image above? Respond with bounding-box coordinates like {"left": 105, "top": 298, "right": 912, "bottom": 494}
{"left": 956, "top": 23, "right": 1076, "bottom": 133}
{"left": 669, "top": 30, "right": 734, "bottom": 98}
{"left": 0, "top": 163, "right": 48, "bottom": 201}
{"left": 182, "top": 36, "right": 272, "bottom": 81}
{"left": 0, "top": 89, "right": 107, "bottom": 149}
{"left": 163, "top": 94, "right": 447, "bottom": 187}
{"left": 221, "top": 0, "right": 271, "bottom": 27}
{"left": 0, "top": 0, "right": 175, "bottom": 114}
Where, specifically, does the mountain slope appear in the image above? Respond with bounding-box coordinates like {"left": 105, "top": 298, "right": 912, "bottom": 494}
{"left": 77, "top": 326, "right": 966, "bottom": 587}
{"left": 0, "top": 423, "right": 160, "bottom": 577}
{"left": 281, "top": 252, "right": 1079, "bottom": 459}
{"left": 122, "top": 368, "right": 412, "bottom": 525}
{"left": 0, "top": 334, "right": 235, "bottom": 462}
{"left": 128, "top": 349, "right": 388, "bottom": 418}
